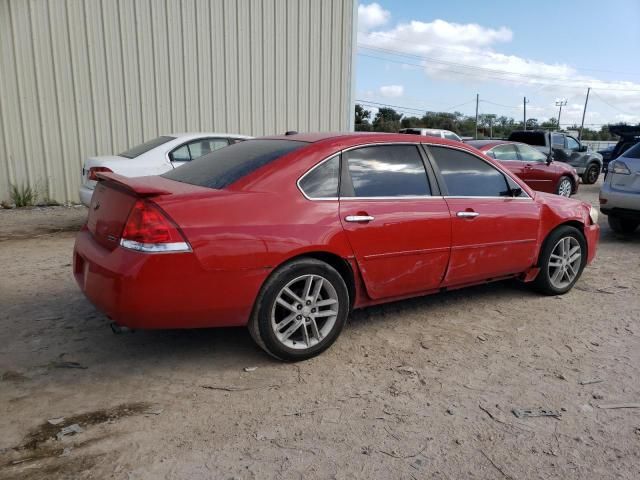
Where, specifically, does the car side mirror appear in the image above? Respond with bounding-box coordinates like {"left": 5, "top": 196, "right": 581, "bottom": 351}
{"left": 546, "top": 152, "right": 553, "bottom": 165}
{"left": 510, "top": 187, "right": 522, "bottom": 197}
{"left": 579, "top": 145, "right": 588, "bottom": 152}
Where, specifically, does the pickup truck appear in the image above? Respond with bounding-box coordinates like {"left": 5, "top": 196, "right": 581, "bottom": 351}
{"left": 508, "top": 130, "right": 603, "bottom": 184}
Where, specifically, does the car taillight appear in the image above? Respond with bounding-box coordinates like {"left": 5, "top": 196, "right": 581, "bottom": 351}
{"left": 88, "top": 166, "right": 113, "bottom": 181}
{"left": 120, "top": 200, "right": 190, "bottom": 253}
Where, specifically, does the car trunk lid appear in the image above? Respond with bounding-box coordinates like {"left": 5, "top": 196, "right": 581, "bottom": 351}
{"left": 86, "top": 173, "right": 208, "bottom": 251}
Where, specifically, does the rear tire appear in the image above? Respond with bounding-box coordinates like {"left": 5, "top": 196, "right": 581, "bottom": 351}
{"left": 533, "top": 225, "right": 587, "bottom": 295}
{"left": 582, "top": 163, "right": 600, "bottom": 184}
{"left": 556, "top": 176, "right": 573, "bottom": 197}
{"left": 248, "top": 258, "right": 349, "bottom": 361}
{"left": 608, "top": 215, "right": 639, "bottom": 234}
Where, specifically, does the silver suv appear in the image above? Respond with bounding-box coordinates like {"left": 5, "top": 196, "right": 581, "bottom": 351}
{"left": 600, "top": 142, "right": 640, "bottom": 234}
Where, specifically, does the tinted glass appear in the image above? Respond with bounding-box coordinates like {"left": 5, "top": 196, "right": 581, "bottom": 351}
{"left": 508, "top": 131, "right": 545, "bottom": 146}
{"left": 188, "top": 138, "right": 229, "bottom": 158}
{"left": 429, "top": 146, "right": 509, "bottom": 197}
{"left": 566, "top": 136, "right": 580, "bottom": 150}
{"left": 399, "top": 129, "right": 423, "bottom": 135}
{"left": 299, "top": 156, "right": 340, "bottom": 198}
{"left": 343, "top": 145, "right": 430, "bottom": 197}
{"left": 170, "top": 145, "right": 191, "bottom": 162}
{"left": 163, "top": 139, "right": 308, "bottom": 189}
{"left": 491, "top": 144, "right": 518, "bottom": 160}
{"left": 517, "top": 144, "right": 548, "bottom": 162}
{"left": 119, "top": 136, "right": 175, "bottom": 158}
{"left": 551, "top": 133, "right": 565, "bottom": 147}
{"left": 622, "top": 142, "right": 640, "bottom": 159}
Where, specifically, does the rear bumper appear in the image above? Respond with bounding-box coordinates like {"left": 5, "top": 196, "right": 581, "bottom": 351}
{"left": 599, "top": 182, "right": 640, "bottom": 214}
{"left": 73, "top": 231, "right": 268, "bottom": 329}
{"left": 79, "top": 186, "right": 94, "bottom": 207}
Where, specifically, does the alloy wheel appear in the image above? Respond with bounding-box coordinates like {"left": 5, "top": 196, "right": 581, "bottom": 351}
{"left": 547, "top": 237, "right": 582, "bottom": 289}
{"left": 558, "top": 178, "right": 572, "bottom": 197}
{"left": 270, "top": 274, "right": 339, "bottom": 350}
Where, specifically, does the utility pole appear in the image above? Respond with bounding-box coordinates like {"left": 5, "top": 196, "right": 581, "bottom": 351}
{"left": 523, "top": 97, "right": 529, "bottom": 130}
{"left": 475, "top": 93, "right": 479, "bottom": 139}
{"left": 579, "top": 88, "right": 591, "bottom": 140}
{"left": 555, "top": 99, "right": 568, "bottom": 129}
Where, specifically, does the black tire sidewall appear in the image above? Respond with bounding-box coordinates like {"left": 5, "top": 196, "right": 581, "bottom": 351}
{"left": 535, "top": 226, "right": 587, "bottom": 295}
{"left": 608, "top": 215, "right": 640, "bottom": 234}
{"left": 583, "top": 164, "right": 599, "bottom": 184}
{"left": 255, "top": 260, "right": 349, "bottom": 361}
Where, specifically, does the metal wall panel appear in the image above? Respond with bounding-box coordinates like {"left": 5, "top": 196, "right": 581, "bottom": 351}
{"left": 0, "top": 0, "right": 355, "bottom": 203}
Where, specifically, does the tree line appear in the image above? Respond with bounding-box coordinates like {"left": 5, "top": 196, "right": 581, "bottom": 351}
{"left": 355, "top": 104, "right": 623, "bottom": 141}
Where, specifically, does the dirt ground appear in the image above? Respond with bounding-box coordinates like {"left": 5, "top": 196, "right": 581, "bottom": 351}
{"left": 1, "top": 181, "right": 639, "bottom": 480}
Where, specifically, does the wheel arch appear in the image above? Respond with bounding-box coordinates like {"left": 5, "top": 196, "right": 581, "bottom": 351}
{"left": 537, "top": 220, "right": 587, "bottom": 266}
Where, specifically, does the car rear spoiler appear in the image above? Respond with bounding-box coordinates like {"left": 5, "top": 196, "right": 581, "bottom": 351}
{"left": 96, "top": 172, "right": 172, "bottom": 197}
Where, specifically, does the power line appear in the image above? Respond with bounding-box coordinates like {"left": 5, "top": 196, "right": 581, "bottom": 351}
{"left": 358, "top": 45, "right": 640, "bottom": 93}
{"left": 358, "top": 42, "right": 640, "bottom": 79}
{"left": 591, "top": 90, "right": 637, "bottom": 117}
{"left": 480, "top": 99, "right": 520, "bottom": 109}
{"left": 356, "top": 99, "right": 477, "bottom": 115}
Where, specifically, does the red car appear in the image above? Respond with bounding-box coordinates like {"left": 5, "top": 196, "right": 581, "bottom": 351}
{"left": 467, "top": 140, "right": 580, "bottom": 197}
{"left": 74, "top": 133, "right": 599, "bottom": 361}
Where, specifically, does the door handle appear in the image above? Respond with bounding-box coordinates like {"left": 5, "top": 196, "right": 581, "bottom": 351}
{"left": 345, "top": 215, "right": 375, "bottom": 223}
{"left": 524, "top": 164, "right": 533, "bottom": 169}
{"left": 456, "top": 211, "right": 479, "bottom": 218}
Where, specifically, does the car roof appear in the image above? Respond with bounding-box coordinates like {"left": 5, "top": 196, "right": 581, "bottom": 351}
{"left": 169, "top": 132, "right": 253, "bottom": 141}
{"left": 261, "top": 132, "right": 466, "bottom": 147}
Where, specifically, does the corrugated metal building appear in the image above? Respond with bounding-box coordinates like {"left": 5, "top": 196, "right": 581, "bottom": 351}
{"left": 0, "top": 0, "right": 356, "bottom": 203}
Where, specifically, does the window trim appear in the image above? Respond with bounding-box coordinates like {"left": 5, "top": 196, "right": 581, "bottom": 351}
{"left": 421, "top": 142, "right": 532, "bottom": 200}
{"left": 297, "top": 142, "right": 441, "bottom": 201}
{"left": 296, "top": 154, "right": 342, "bottom": 201}
{"left": 167, "top": 137, "right": 230, "bottom": 164}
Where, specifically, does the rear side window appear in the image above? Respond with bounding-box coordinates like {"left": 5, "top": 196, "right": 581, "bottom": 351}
{"left": 299, "top": 156, "right": 340, "bottom": 198}
{"left": 508, "top": 131, "right": 546, "bottom": 146}
{"left": 443, "top": 132, "right": 460, "bottom": 141}
{"left": 342, "top": 145, "right": 431, "bottom": 197}
{"left": 429, "top": 146, "right": 510, "bottom": 197}
{"left": 622, "top": 142, "right": 640, "bottom": 159}
{"left": 162, "top": 139, "right": 308, "bottom": 189}
{"left": 551, "top": 133, "right": 565, "bottom": 147}
{"left": 119, "top": 136, "right": 175, "bottom": 158}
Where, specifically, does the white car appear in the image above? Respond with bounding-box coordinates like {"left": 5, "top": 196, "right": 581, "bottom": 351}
{"left": 398, "top": 128, "right": 462, "bottom": 142}
{"left": 79, "top": 133, "right": 251, "bottom": 206}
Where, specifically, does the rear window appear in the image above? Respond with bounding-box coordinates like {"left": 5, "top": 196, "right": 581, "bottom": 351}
{"left": 508, "top": 131, "right": 546, "bottom": 147}
{"left": 162, "top": 139, "right": 308, "bottom": 189}
{"left": 622, "top": 142, "right": 640, "bottom": 159}
{"left": 119, "top": 136, "right": 175, "bottom": 158}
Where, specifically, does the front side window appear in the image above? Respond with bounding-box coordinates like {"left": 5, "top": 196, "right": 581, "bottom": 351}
{"left": 566, "top": 136, "right": 580, "bottom": 151}
{"left": 429, "top": 146, "right": 510, "bottom": 197}
{"left": 517, "top": 144, "right": 548, "bottom": 162}
{"left": 188, "top": 138, "right": 229, "bottom": 159}
{"left": 443, "top": 132, "right": 461, "bottom": 141}
{"left": 299, "top": 156, "right": 340, "bottom": 198}
{"left": 490, "top": 144, "right": 519, "bottom": 160}
{"left": 342, "top": 145, "right": 431, "bottom": 197}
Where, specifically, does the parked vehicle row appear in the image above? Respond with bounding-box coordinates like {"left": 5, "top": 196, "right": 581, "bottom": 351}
{"left": 79, "top": 133, "right": 250, "bottom": 206}
{"left": 599, "top": 125, "right": 640, "bottom": 173}
{"left": 507, "top": 130, "right": 602, "bottom": 185}
{"left": 74, "top": 133, "right": 600, "bottom": 360}
{"left": 467, "top": 140, "right": 579, "bottom": 197}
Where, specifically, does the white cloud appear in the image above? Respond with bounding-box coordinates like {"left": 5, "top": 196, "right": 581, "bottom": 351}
{"left": 379, "top": 85, "right": 404, "bottom": 97}
{"left": 358, "top": 16, "right": 640, "bottom": 124}
{"left": 358, "top": 3, "right": 390, "bottom": 32}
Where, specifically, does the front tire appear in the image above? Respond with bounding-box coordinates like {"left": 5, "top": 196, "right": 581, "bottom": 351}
{"left": 582, "top": 163, "right": 600, "bottom": 184}
{"left": 556, "top": 176, "right": 573, "bottom": 197}
{"left": 608, "top": 215, "right": 639, "bottom": 234}
{"left": 533, "top": 225, "right": 587, "bottom": 295}
{"left": 248, "top": 258, "right": 349, "bottom": 361}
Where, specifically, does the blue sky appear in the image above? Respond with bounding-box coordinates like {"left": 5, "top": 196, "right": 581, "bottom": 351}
{"left": 356, "top": 1, "right": 640, "bottom": 127}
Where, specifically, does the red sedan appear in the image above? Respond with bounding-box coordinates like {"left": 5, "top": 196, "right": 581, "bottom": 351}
{"left": 467, "top": 140, "right": 580, "bottom": 197}
{"left": 74, "top": 133, "right": 599, "bottom": 361}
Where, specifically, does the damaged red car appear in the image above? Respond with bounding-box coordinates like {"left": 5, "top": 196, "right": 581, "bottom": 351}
{"left": 74, "top": 133, "right": 599, "bottom": 361}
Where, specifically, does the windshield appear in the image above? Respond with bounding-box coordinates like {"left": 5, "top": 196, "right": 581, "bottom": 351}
{"left": 162, "top": 139, "right": 309, "bottom": 189}
{"left": 509, "top": 131, "right": 546, "bottom": 146}
{"left": 119, "top": 136, "right": 175, "bottom": 158}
